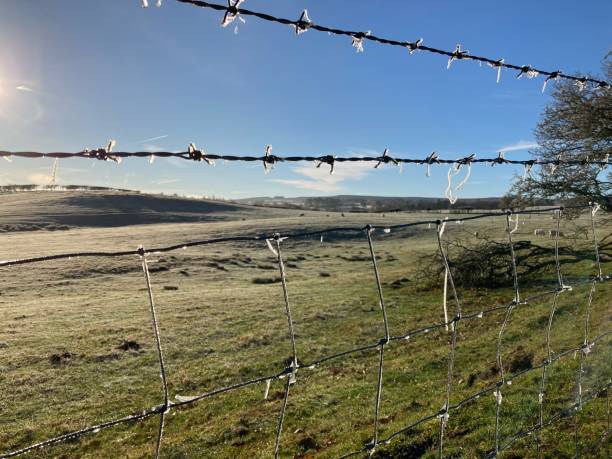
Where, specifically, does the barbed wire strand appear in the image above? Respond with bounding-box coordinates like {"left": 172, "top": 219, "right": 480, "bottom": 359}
{"left": 172, "top": 0, "right": 611, "bottom": 90}
{"left": 1, "top": 207, "right": 610, "bottom": 458}
{"left": 1, "top": 148, "right": 609, "bottom": 170}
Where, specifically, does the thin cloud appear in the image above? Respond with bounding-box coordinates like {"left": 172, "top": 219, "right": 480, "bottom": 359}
{"left": 271, "top": 160, "right": 375, "bottom": 193}
{"left": 273, "top": 178, "right": 341, "bottom": 193}
{"left": 27, "top": 173, "right": 53, "bottom": 184}
{"left": 15, "top": 85, "right": 34, "bottom": 92}
{"left": 154, "top": 178, "right": 179, "bottom": 185}
{"left": 498, "top": 140, "right": 539, "bottom": 153}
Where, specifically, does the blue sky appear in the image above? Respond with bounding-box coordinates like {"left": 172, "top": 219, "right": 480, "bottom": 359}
{"left": 0, "top": 0, "right": 610, "bottom": 199}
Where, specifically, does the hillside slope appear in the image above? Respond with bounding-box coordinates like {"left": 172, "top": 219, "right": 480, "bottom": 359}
{"left": 0, "top": 191, "right": 291, "bottom": 231}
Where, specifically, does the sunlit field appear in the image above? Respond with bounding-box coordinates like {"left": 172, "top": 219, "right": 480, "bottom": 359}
{"left": 0, "top": 203, "right": 610, "bottom": 458}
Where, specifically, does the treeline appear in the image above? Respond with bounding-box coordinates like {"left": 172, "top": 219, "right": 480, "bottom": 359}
{"left": 238, "top": 195, "right": 555, "bottom": 213}
{"left": 0, "top": 184, "right": 134, "bottom": 193}
{"left": 301, "top": 196, "right": 506, "bottom": 212}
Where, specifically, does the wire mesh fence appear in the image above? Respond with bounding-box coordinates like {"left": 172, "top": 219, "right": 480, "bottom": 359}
{"left": 0, "top": 205, "right": 610, "bottom": 458}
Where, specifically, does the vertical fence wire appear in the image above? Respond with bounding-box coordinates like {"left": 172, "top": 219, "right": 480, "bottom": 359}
{"left": 536, "top": 210, "right": 570, "bottom": 456}
{"left": 492, "top": 211, "right": 523, "bottom": 455}
{"left": 574, "top": 281, "right": 597, "bottom": 456}
{"left": 140, "top": 246, "right": 170, "bottom": 458}
{"left": 365, "top": 226, "right": 391, "bottom": 455}
{"left": 590, "top": 204, "right": 603, "bottom": 281}
{"left": 572, "top": 203, "right": 606, "bottom": 457}
{"left": 435, "top": 220, "right": 462, "bottom": 457}
{"left": 536, "top": 290, "right": 560, "bottom": 457}
{"left": 272, "top": 235, "right": 298, "bottom": 458}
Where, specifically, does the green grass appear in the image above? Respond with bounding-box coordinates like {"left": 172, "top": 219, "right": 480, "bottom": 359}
{"left": 0, "top": 211, "right": 610, "bottom": 458}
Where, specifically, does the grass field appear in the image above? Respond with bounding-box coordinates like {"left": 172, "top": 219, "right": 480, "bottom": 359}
{"left": 0, "top": 193, "right": 610, "bottom": 458}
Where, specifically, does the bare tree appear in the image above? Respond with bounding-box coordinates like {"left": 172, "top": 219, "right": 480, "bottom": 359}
{"left": 507, "top": 56, "right": 611, "bottom": 210}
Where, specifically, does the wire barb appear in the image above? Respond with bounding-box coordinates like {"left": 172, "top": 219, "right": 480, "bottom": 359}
{"left": 488, "top": 58, "right": 504, "bottom": 83}
{"left": 188, "top": 142, "right": 214, "bottom": 165}
{"left": 407, "top": 38, "right": 423, "bottom": 54}
{"left": 221, "top": 0, "right": 245, "bottom": 27}
{"left": 374, "top": 148, "right": 399, "bottom": 169}
{"left": 351, "top": 30, "right": 371, "bottom": 53}
{"left": 447, "top": 43, "right": 469, "bottom": 69}
{"left": 263, "top": 144, "right": 278, "bottom": 174}
{"left": 542, "top": 70, "right": 562, "bottom": 93}
{"left": 295, "top": 9, "right": 311, "bottom": 35}
{"left": 316, "top": 154, "right": 336, "bottom": 174}
{"left": 83, "top": 139, "right": 121, "bottom": 163}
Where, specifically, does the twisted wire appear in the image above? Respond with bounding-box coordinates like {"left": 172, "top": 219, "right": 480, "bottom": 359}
{"left": 1, "top": 148, "right": 609, "bottom": 169}
{"left": 174, "top": 0, "right": 611, "bottom": 89}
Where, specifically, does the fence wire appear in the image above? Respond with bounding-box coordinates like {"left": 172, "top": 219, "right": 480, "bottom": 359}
{"left": 166, "top": 0, "right": 611, "bottom": 91}
{"left": 1, "top": 146, "right": 609, "bottom": 170}
{"left": 0, "top": 204, "right": 610, "bottom": 458}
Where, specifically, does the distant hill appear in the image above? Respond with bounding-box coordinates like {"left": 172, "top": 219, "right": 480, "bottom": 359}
{"left": 0, "top": 188, "right": 289, "bottom": 232}
{"left": 235, "top": 195, "right": 554, "bottom": 213}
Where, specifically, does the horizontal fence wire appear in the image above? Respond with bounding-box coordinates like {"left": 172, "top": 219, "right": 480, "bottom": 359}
{"left": 0, "top": 205, "right": 601, "bottom": 267}
{"left": 167, "top": 0, "right": 612, "bottom": 91}
{"left": 0, "top": 205, "right": 610, "bottom": 458}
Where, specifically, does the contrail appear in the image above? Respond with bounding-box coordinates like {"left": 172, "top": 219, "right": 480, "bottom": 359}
{"left": 134, "top": 134, "right": 169, "bottom": 144}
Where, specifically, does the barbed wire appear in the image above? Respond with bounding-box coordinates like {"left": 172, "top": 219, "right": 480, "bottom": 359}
{"left": 147, "top": 0, "right": 612, "bottom": 91}
{"left": 1, "top": 146, "right": 609, "bottom": 205}
{"left": 1, "top": 205, "right": 610, "bottom": 458}
{"left": 1, "top": 146, "right": 608, "bottom": 169}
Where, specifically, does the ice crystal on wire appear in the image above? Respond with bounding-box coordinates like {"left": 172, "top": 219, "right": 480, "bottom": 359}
{"left": 517, "top": 65, "right": 539, "bottom": 79}
{"left": 447, "top": 44, "right": 468, "bottom": 69}
{"left": 351, "top": 31, "right": 371, "bottom": 53}
{"left": 488, "top": 58, "right": 504, "bottom": 83}
{"left": 222, "top": 0, "right": 245, "bottom": 28}
{"left": 407, "top": 38, "right": 423, "bottom": 54}
{"left": 575, "top": 78, "right": 588, "bottom": 92}
{"left": 295, "top": 9, "right": 311, "bottom": 35}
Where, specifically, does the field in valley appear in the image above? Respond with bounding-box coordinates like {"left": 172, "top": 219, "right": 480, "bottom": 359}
{"left": 0, "top": 192, "right": 610, "bottom": 458}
